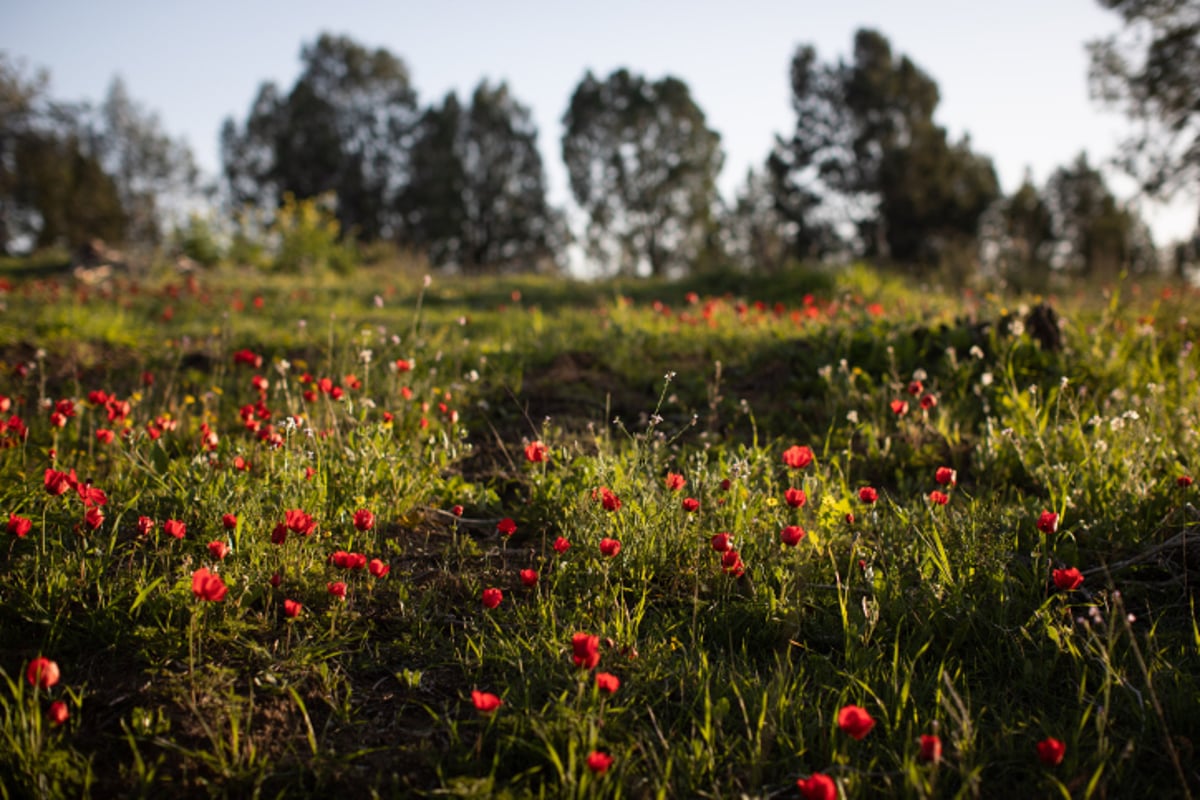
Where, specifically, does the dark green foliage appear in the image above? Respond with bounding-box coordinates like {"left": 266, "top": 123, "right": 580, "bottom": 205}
{"left": 562, "top": 69, "right": 723, "bottom": 276}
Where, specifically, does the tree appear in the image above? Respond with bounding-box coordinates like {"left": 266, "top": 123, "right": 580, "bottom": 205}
{"left": 562, "top": 69, "right": 723, "bottom": 276}
{"left": 772, "top": 29, "right": 1000, "bottom": 269}
{"left": 1089, "top": 0, "right": 1200, "bottom": 201}
{"left": 221, "top": 33, "right": 419, "bottom": 241}
{"left": 403, "top": 82, "right": 562, "bottom": 271}
{"left": 1043, "top": 153, "right": 1157, "bottom": 276}
{"left": 722, "top": 167, "right": 794, "bottom": 272}
{"left": 983, "top": 172, "right": 1057, "bottom": 280}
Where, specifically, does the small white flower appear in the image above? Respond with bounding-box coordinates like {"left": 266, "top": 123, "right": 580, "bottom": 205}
{"left": 466, "top": 370, "right": 479, "bottom": 383}
{"left": 846, "top": 410, "right": 859, "bottom": 424}
{"left": 359, "top": 349, "right": 373, "bottom": 364}
{"left": 373, "top": 295, "right": 384, "bottom": 308}
{"left": 912, "top": 368, "right": 927, "bottom": 382}
{"left": 969, "top": 345, "right": 985, "bottom": 360}
{"left": 980, "top": 372, "right": 993, "bottom": 387}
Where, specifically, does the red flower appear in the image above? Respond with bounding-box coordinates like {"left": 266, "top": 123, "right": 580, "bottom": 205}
{"left": 222, "top": 513, "right": 238, "bottom": 530}
{"left": 907, "top": 380, "right": 924, "bottom": 396}
{"left": 918, "top": 733, "right": 942, "bottom": 763}
{"left": 597, "top": 487, "right": 622, "bottom": 512}
{"left": 1037, "top": 511, "right": 1059, "bottom": 534}
{"left": 84, "top": 507, "right": 104, "bottom": 530}
{"left": 837, "top": 704, "right": 876, "bottom": 740}
{"left": 783, "top": 445, "right": 814, "bottom": 469}
{"left": 369, "top": 558, "right": 390, "bottom": 578}
{"left": 721, "top": 549, "right": 745, "bottom": 576}
{"left": 858, "top": 486, "right": 878, "bottom": 504}
{"left": 585, "top": 750, "right": 613, "bottom": 775}
{"left": 710, "top": 532, "right": 732, "bottom": 552}
{"left": 95, "top": 428, "right": 115, "bottom": 444}
{"left": 285, "top": 509, "right": 316, "bottom": 536}
{"left": 283, "top": 599, "right": 303, "bottom": 618}
{"left": 330, "top": 551, "right": 368, "bottom": 570}
{"left": 572, "top": 632, "right": 600, "bottom": 669}
{"left": 481, "top": 587, "right": 503, "bottom": 609}
{"left": 781, "top": 485, "right": 807, "bottom": 508}
{"left": 934, "top": 466, "right": 956, "bottom": 486}
{"left": 6, "top": 513, "right": 31, "bottom": 538}
{"left": 524, "top": 441, "right": 548, "bottom": 463}
{"left": 1178, "top": 475, "right": 1194, "bottom": 488}
{"left": 681, "top": 497, "right": 700, "bottom": 513}
{"left": 890, "top": 398, "right": 909, "bottom": 416}
{"left": 47, "top": 700, "right": 69, "bottom": 726}
{"left": 929, "top": 490, "right": 949, "bottom": 505}
{"left": 497, "top": 517, "right": 517, "bottom": 536}
{"left": 137, "top": 516, "right": 155, "bottom": 536}
{"left": 207, "top": 540, "right": 230, "bottom": 560}
{"left": 327, "top": 581, "right": 347, "bottom": 599}
{"left": 394, "top": 358, "right": 413, "bottom": 372}
{"left": 44, "top": 468, "right": 72, "bottom": 496}
{"left": 920, "top": 393, "right": 937, "bottom": 410}
{"left": 26, "top": 657, "right": 60, "bottom": 689}
{"left": 353, "top": 509, "right": 376, "bottom": 532}
{"left": 665, "top": 472, "right": 686, "bottom": 492}
{"left": 519, "top": 569, "right": 538, "bottom": 587}
{"left": 780, "top": 525, "right": 806, "bottom": 546}
{"left": 471, "top": 690, "right": 503, "bottom": 715}
{"left": 553, "top": 536, "right": 571, "bottom": 554}
{"left": 164, "top": 519, "right": 186, "bottom": 540}
{"left": 1052, "top": 567, "right": 1084, "bottom": 591}
{"left": 599, "top": 537, "right": 621, "bottom": 557}
{"left": 1036, "top": 737, "right": 1065, "bottom": 766}
{"left": 192, "top": 568, "right": 228, "bottom": 602}
{"left": 269, "top": 572, "right": 282, "bottom": 587}
{"left": 595, "top": 672, "right": 620, "bottom": 694}
{"left": 233, "top": 349, "right": 263, "bottom": 368}
{"left": 271, "top": 523, "right": 289, "bottom": 545}
{"left": 796, "top": 773, "right": 836, "bottom": 800}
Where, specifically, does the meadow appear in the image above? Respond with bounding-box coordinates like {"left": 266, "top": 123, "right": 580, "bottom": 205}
{"left": 0, "top": 261, "right": 1198, "bottom": 799}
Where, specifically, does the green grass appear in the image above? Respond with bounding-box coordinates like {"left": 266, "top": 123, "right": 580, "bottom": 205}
{"left": 1, "top": 262, "right": 1198, "bottom": 798}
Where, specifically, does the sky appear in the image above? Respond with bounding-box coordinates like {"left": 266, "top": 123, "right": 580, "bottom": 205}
{"left": 2, "top": 0, "right": 1196, "bottom": 247}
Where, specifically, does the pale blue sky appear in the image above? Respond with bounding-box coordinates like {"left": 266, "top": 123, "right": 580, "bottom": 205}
{"left": 1, "top": 0, "right": 1195, "bottom": 243}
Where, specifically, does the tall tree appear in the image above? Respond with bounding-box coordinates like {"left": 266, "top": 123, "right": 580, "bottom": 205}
{"left": 403, "top": 82, "right": 561, "bottom": 271}
{"left": 1089, "top": 0, "right": 1200, "bottom": 201}
{"left": 562, "top": 69, "right": 723, "bottom": 276}
{"left": 221, "top": 33, "right": 419, "bottom": 241}
{"left": 772, "top": 29, "right": 999, "bottom": 268}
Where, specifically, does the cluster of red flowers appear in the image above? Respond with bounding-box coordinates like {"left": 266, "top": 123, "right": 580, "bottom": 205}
{"left": 26, "top": 656, "right": 69, "bottom": 727}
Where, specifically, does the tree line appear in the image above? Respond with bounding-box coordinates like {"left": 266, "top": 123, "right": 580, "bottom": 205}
{"left": 1, "top": 3, "right": 1196, "bottom": 281}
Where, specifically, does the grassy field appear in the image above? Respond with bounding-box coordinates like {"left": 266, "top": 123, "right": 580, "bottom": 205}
{"left": 0, "top": 261, "right": 1198, "bottom": 799}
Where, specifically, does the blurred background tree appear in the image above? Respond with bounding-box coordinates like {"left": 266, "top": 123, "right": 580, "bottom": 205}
{"left": 562, "top": 68, "right": 723, "bottom": 276}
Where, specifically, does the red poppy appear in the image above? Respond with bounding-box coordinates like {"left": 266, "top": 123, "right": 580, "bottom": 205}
{"left": 519, "top": 569, "right": 538, "bottom": 586}
{"left": 75, "top": 481, "right": 107, "bottom": 508}
{"left": 796, "top": 773, "right": 836, "bottom": 800}
{"left": 26, "top": 657, "right": 60, "bottom": 689}
{"left": 327, "top": 581, "right": 347, "bottom": 599}
{"left": 494, "top": 518, "right": 516, "bottom": 537}
{"left": 597, "top": 487, "right": 622, "bottom": 512}
{"left": 572, "top": 632, "right": 601, "bottom": 669}
{"left": 192, "top": 568, "right": 228, "bottom": 602}
{"left": 95, "top": 428, "right": 115, "bottom": 444}
{"left": 682, "top": 497, "right": 700, "bottom": 513}
{"left": 907, "top": 380, "right": 924, "bottom": 396}
{"left": 585, "top": 750, "right": 613, "bottom": 774}
{"left": 271, "top": 523, "right": 289, "bottom": 545}
{"left": 47, "top": 700, "right": 69, "bottom": 726}
{"left": 721, "top": 549, "right": 745, "bottom": 576}
{"left": 780, "top": 525, "right": 805, "bottom": 546}
{"left": 283, "top": 599, "right": 303, "bottom": 618}
{"left": 710, "top": 533, "right": 732, "bottom": 552}
{"left": 524, "top": 441, "right": 548, "bottom": 463}
{"left": 595, "top": 672, "right": 620, "bottom": 694}
{"left": 920, "top": 393, "right": 938, "bottom": 410}
{"left": 233, "top": 349, "right": 263, "bottom": 368}
{"left": 269, "top": 572, "right": 282, "bottom": 587}
{"left": 285, "top": 509, "right": 317, "bottom": 536}
{"left": 137, "top": 516, "right": 155, "bottom": 536}
{"left": 784, "top": 487, "right": 807, "bottom": 508}
{"left": 84, "top": 507, "right": 104, "bottom": 530}
{"left": 837, "top": 704, "right": 875, "bottom": 740}
{"left": 451, "top": 504, "right": 464, "bottom": 517}
{"left": 1179, "top": 475, "right": 1194, "bottom": 488}
{"left": 1052, "top": 567, "right": 1084, "bottom": 591}
{"left": 394, "top": 358, "right": 413, "bottom": 372}
{"left": 164, "top": 519, "right": 186, "bottom": 540}
{"left": 665, "top": 472, "right": 686, "bottom": 492}
{"left": 782, "top": 445, "right": 814, "bottom": 469}
{"left": 918, "top": 733, "right": 942, "bottom": 763}
{"left": 6, "top": 513, "right": 31, "bottom": 538}
{"left": 934, "top": 466, "right": 956, "bottom": 486}
{"left": 353, "top": 509, "right": 376, "bottom": 532}
{"left": 207, "top": 541, "right": 230, "bottom": 560}
{"left": 1036, "top": 737, "right": 1065, "bottom": 766}
{"left": 471, "top": 690, "right": 503, "bottom": 714}
{"left": 369, "top": 558, "right": 390, "bottom": 578}
{"left": 599, "top": 538, "right": 622, "bottom": 557}
{"left": 330, "top": 551, "right": 368, "bottom": 570}
{"left": 481, "top": 587, "right": 503, "bottom": 609}
{"left": 1037, "top": 511, "right": 1059, "bottom": 534}
{"left": 44, "top": 468, "right": 72, "bottom": 496}
{"left": 858, "top": 487, "right": 879, "bottom": 504}
{"left": 929, "top": 490, "right": 949, "bottom": 505}
{"left": 890, "top": 398, "right": 909, "bottom": 416}
{"left": 220, "top": 513, "right": 238, "bottom": 530}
